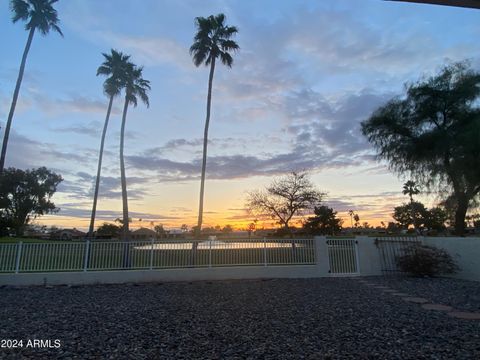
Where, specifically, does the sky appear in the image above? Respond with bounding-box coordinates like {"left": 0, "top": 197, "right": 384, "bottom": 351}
{"left": 0, "top": 0, "right": 479, "bottom": 231}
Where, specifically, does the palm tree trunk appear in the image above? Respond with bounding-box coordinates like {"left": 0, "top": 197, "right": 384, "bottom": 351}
{"left": 87, "top": 95, "right": 114, "bottom": 238}
{"left": 196, "top": 58, "right": 216, "bottom": 237}
{"left": 0, "top": 27, "right": 36, "bottom": 174}
{"left": 120, "top": 96, "right": 130, "bottom": 267}
{"left": 410, "top": 198, "right": 416, "bottom": 231}
{"left": 120, "top": 96, "right": 130, "bottom": 239}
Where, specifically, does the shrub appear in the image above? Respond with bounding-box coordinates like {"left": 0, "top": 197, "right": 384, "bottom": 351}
{"left": 396, "top": 245, "right": 459, "bottom": 277}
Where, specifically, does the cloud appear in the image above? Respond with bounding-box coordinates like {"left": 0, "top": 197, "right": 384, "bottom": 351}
{"left": 4, "top": 130, "right": 94, "bottom": 170}
{"left": 125, "top": 88, "right": 390, "bottom": 181}
{"left": 99, "top": 32, "right": 192, "bottom": 70}
{"left": 54, "top": 121, "right": 103, "bottom": 137}
{"left": 59, "top": 172, "right": 151, "bottom": 201}
{"left": 30, "top": 92, "right": 119, "bottom": 116}
{"left": 56, "top": 204, "right": 180, "bottom": 222}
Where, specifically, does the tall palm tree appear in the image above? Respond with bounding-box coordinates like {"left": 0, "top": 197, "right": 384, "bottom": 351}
{"left": 119, "top": 63, "right": 150, "bottom": 243}
{"left": 190, "top": 13, "right": 239, "bottom": 237}
{"left": 348, "top": 210, "right": 355, "bottom": 229}
{"left": 87, "top": 50, "right": 131, "bottom": 238}
{"left": 402, "top": 180, "right": 420, "bottom": 229}
{"left": 402, "top": 180, "right": 420, "bottom": 204}
{"left": 1, "top": 0, "right": 63, "bottom": 174}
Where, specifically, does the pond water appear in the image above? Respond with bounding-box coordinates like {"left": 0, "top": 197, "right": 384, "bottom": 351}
{"left": 134, "top": 240, "right": 302, "bottom": 251}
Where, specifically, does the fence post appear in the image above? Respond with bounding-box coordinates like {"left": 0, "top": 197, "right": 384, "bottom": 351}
{"left": 263, "top": 237, "right": 267, "bottom": 266}
{"left": 149, "top": 238, "right": 154, "bottom": 270}
{"left": 354, "top": 239, "right": 361, "bottom": 274}
{"left": 15, "top": 241, "right": 23, "bottom": 274}
{"left": 83, "top": 240, "right": 90, "bottom": 272}
{"left": 209, "top": 238, "right": 212, "bottom": 268}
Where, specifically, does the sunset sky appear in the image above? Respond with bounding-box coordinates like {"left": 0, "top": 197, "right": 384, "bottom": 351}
{"left": 1, "top": 0, "right": 479, "bottom": 231}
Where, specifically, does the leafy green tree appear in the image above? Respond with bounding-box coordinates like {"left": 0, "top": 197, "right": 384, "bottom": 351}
{"left": 190, "top": 13, "right": 239, "bottom": 237}
{"left": 88, "top": 50, "right": 131, "bottom": 238}
{"left": 0, "top": 167, "right": 62, "bottom": 235}
{"left": 362, "top": 62, "right": 480, "bottom": 235}
{"left": 303, "top": 205, "right": 343, "bottom": 235}
{"left": 118, "top": 63, "right": 150, "bottom": 241}
{"left": 246, "top": 171, "right": 325, "bottom": 236}
{"left": 1, "top": 0, "right": 63, "bottom": 173}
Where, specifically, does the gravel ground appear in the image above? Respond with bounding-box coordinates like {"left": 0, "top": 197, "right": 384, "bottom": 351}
{"left": 372, "top": 276, "right": 480, "bottom": 312}
{"left": 0, "top": 277, "right": 479, "bottom": 359}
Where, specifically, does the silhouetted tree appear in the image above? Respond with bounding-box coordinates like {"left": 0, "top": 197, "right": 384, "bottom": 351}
{"left": 222, "top": 224, "right": 233, "bottom": 234}
{"left": 154, "top": 224, "right": 166, "bottom": 238}
{"left": 353, "top": 214, "right": 360, "bottom": 228}
{"left": 96, "top": 222, "right": 121, "bottom": 238}
{"left": 425, "top": 207, "right": 448, "bottom": 232}
{"left": 362, "top": 62, "right": 480, "bottom": 235}
{"left": 88, "top": 50, "right": 131, "bottom": 238}
{"left": 0, "top": 167, "right": 62, "bottom": 235}
{"left": 304, "top": 205, "right": 342, "bottom": 235}
{"left": 190, "top": 13, "right": 239, "bottom": 237}
{"left": 403, "top": 181, "right": 420, "bottom": 203}
{"left": 402, "top": 180, "right": 420, "bottom": 229}
{"left": 393, "top": 202, "right": 428, "bottom": 229}
{"left": 246, "top": 171, "right": 325, "bottom": 236}
{"left": 348, "top": 210, "right": 355, "bottom": 228}
{"left": 1, "top": 0, "right": 63, "bottom": 173}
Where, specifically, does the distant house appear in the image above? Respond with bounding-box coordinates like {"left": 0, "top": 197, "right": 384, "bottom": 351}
{"left": 168, "top": 229, "right": 186, "bottom": 239}
{"left": 131, "top": 227, "right": 157, "bottom": 240}
{"left": 51, "top": 228, "right": 86, "bottom": 241}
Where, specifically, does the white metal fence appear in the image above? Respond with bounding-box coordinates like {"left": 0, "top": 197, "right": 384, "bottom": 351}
{"left": 0, "top": 238, "right": 316, "bottom": 273}
{"left": 327, "top": 238, "right": 359, "bottom": 275}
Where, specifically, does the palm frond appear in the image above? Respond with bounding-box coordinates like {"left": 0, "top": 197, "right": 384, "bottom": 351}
{"left": 219, "top": 52, "right": 233, "bottom": 67}
{"left": 190, "top": 12, "right": 238, "bottom": 68}
{"left": 97, "top": 49, "right": 133, "bottom": 97}
{"left": 15, "top": 0, "right": 63, "bottom": 36}
{"left": 10, "top": 0, "right": 29, "bottom": 23}
{"left": 220, "top": 39, "right": 239, "bottom": 52}
{"left": 124, "top": 64, "right": 150, "bottom": 107}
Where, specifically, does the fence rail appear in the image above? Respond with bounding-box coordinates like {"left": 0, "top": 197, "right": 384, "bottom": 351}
{"left": 0, "top": 238, "right": 316, "bottom": 273}
{"left": 374, "top": 236, "right": 421, "bottom": 275}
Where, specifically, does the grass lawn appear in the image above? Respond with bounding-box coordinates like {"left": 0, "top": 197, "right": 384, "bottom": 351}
{"left": 0, "top": 237, "right": 50, "bottom": 243}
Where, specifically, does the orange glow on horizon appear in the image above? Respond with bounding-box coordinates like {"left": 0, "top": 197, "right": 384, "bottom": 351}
{"left": 39, "top": 211, "right": 390, "bottom": 232}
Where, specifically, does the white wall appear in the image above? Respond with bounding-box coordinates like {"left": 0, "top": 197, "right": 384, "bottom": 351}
{"left": 1, "top": 236, "right": 478, "bottom": 286}
{"left": 355, "top": 237, "right": 383, "bottom": 276}
{"left": 424, "top": 237, "right": 480, "bottom": 281}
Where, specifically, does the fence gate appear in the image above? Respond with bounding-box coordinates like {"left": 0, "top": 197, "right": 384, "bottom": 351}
{"left": 327, "top": 238, "right": 360, "bottom": 275}
{"left": 374, "top": 236, "right": 421, "bottom": 275}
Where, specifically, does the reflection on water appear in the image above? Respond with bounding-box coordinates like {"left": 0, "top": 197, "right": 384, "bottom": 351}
{"left": 134, "top": 240, "right": 301, "bottom": 251}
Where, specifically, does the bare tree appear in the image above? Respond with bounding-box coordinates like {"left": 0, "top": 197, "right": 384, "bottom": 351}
{"left": 246, "top": 171, "right": 325, "bottom": 236}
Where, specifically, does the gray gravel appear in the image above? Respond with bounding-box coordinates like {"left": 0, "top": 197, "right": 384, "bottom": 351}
{"left": 373, "top": 276, "right": 480, "bottom": 312}
{"left": 0, "top": 277, "right": 479, "bottom": 359}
